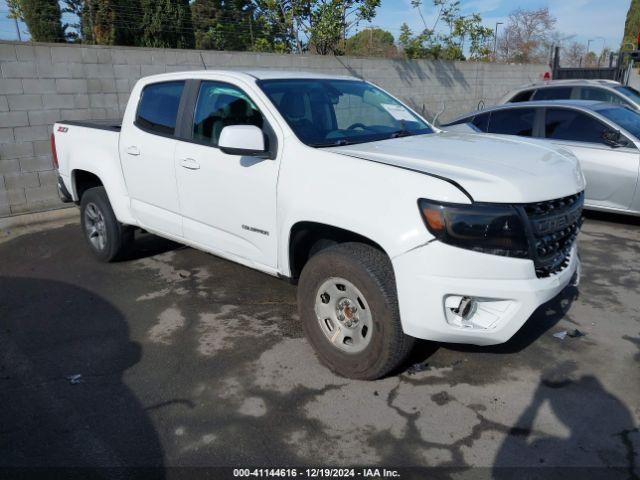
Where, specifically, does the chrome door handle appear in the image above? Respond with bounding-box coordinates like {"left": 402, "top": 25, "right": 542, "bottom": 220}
{"left": 180, "top": 158, "right": 200, "bottom": 170}
{"left": 126, "top": 146, "right": 140, "bottom": 156}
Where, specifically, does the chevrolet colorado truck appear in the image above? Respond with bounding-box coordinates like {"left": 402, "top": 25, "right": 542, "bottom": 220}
{"left": 52, "top": 71, "right": 585, "bottom": 380}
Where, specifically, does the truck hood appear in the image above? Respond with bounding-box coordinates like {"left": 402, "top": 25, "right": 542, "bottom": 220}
{"left": 328, "top": 131, "right": 585, "bottom": 203}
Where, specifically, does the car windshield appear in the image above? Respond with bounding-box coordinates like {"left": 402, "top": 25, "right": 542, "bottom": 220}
{"left": 597, "top": 106, "right": 640, "bottom": 139}
{"left": 258, "top": 79, "right": 433, "bottom": 147}
{"left": 614, "top": 86, "right": 640, "bottom": 106}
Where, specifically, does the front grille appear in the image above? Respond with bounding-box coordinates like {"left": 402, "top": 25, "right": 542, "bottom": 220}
{"left": 521, "top": 192, "right": 584, "bottom": 278}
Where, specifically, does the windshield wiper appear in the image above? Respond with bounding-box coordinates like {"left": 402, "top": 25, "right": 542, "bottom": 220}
{"left": 310, "top": 139, "right": 362, "bottom": 148}
{"left": 389, "top": 129, "right": 414, "bottom": 139}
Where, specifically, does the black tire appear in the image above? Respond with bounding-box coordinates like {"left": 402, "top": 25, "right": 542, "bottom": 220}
{"left": 297, "top": 242, "right": 415, "bottom": 380}
{"left": 80, "top": 186, "right": 133, "bottom": 262}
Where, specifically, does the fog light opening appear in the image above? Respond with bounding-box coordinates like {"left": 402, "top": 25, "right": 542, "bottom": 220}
{"left": 444, "top": 295, "right": 510, "bottom": 330}
{"left": 455, "top": 296, "right": 477, "bottom": 320}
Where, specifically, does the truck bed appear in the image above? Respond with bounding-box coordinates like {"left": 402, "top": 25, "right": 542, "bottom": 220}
{"left": 58, "top": 119, "right": 122, "bottom": 132}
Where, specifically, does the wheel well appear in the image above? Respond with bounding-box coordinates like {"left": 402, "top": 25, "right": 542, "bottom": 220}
{"left": 73, "top": 170, "right": 103, "bottom": 201}
{"left": 288, "top": 222, "right": 385, "bottom": 280}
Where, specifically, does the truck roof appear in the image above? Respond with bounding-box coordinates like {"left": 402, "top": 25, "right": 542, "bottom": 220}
{"left": 141, "top": 69, "right": 360, "bottom": 83}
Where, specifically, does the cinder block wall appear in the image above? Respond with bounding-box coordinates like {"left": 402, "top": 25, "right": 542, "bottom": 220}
{"left": 0, "top": 40, "right": 547, "bottom": 217}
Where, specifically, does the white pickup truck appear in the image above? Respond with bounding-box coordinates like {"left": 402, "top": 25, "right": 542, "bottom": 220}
{"left": 52, "top": 70, "right": 585, "bottom": 379}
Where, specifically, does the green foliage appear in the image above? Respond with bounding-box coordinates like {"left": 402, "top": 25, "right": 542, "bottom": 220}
{"left": 399, "top": 0, "right": 492, "bottom": 60}
{"left": 192, "top": 0, "right": 255, "bottom": 51}
{"left": 77, "top": 0, "right": 141, "bottom": 45}
{"left": 623, "top": 0, "right": 640, "bottom": 51}
{"left": 140, "top": 0, "right": 195, "bottom": 49}
{"left": 9, "top": 0, "right": 65, "bottom": 42}
{"left": 345, "top": 27, "right": 395, "bottom": 57}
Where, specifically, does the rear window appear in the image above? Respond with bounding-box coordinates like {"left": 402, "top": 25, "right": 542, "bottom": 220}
{"left": 509, "top": 90, "right": 534, "bottom": 103}
{"left": 579, "top": 87, "right": 623, "bottom": 104}
{"left": 532, "top": 87, "right": 573, "bottom": 101}
{"left": 488, "top": 108, "right": 536, "bottom": 137}
{"left": 136, "top": 81, "right": 185, "bottom": 135}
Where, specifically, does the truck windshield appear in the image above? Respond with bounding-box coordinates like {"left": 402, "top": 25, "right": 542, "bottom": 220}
{"left": 258, "top": 79, "right": 433, "bottom": 147}
{"left": 598, "top": 106, "right": 640, "bottom": 140}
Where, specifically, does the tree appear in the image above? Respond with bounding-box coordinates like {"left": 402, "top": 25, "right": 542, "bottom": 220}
{"left": 139, "top": 0, "right": 195, "bottom": 49}
{"left": 622, "top": 0, "right": 640, "bottom": 50}
{"left": 562, "top": 41, "right": 586, "bottom": 67}
{"left": 191, "top": 0, "right": 262, "bottom": 51}
{"left": 74, "top": 0, "right": 142, "bottom": 45}
{"left": 345, "top": 27, "right": 395, "bottom": 57}
{"left": 398, "top": 0, "right": 493, "bottom": 61}
{"left": 496, "top": 7, "right": 556, "bottom": 63}
{"left": 255, "top": 0, "right": 380, "bottom": 55}
{"left": 7, "top": 0, "right": 65, "bottom": 42}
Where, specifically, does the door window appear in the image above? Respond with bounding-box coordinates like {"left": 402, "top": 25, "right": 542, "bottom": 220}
{"left": 532, "top": 87, "right": 573, "bottom": 100}
{"left": 192, "top": 81, "right": 264, "bottom": 146}
{"left": 544, "top": 108, "right": 608, "bottom": 144}
{"left": 488, "top": 108, "right": 536, "bottom": 137}
{"left": 136, "top": 81, "right": 185, "bottom": 135}
{"left": 579, "top": 87, "right": 624, "bottom": 104}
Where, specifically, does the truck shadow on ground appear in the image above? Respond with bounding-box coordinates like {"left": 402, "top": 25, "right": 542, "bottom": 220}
{"left": 117, "top": 231, "right": 184, "bottom": 262}
{"left": 0, "top": 277, "right": 164, "bottom": 478}
{"left": 492, "top": 368, "right": 638, "bottom": 479}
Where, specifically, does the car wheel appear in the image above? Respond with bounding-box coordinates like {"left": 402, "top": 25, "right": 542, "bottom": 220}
{"left": 80, "top": 186, "right": 133, "bottom": 262}
{"left": 298, "top": 242, "right": 414, "bottom": 380}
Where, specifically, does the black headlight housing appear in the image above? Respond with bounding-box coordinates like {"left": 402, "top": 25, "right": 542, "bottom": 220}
{"left": 418, "top": 199, "right": 529, "bottom": 258}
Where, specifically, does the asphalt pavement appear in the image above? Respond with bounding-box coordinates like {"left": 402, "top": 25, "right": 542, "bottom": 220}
{"left": 0, "top": 210, "right": 638, "bottom": 479}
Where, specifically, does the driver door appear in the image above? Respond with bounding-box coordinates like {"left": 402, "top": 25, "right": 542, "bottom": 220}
{"left": 174, "top": 79, "right": 280, "bottom": 270}
{"left": 543, "top": 107, "right": 639, "bottom": 211}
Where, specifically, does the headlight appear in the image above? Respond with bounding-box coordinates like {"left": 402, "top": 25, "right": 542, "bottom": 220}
{"left": 418, "top": 199, "right": 529, "bottom": 258}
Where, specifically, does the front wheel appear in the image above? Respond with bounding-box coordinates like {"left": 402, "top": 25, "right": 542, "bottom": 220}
{"left": 80, "top": 187, "right": 133, "bottom": 262}
{"left": 297, "top": 242, "right": 414, "bottom": 380}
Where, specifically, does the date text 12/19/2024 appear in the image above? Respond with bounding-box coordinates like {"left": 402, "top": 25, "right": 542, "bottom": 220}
{"left": 233, "top": 468, "right": 401, "bottom": 478}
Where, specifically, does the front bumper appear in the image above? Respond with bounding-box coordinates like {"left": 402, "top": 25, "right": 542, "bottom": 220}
{"left": 392, "top": 240, "right": 579, "bottom": 345}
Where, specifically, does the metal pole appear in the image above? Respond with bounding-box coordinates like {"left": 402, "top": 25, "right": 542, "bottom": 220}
{"left": 13, "top": 18, "right": 22, "bottom": 42}
{"left": 493, "top": 22, "right": 502, "bottom": 61}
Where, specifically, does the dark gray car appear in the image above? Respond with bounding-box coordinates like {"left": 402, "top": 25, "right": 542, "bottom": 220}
{"left": 443, "top": 100, "right": 640, "bottom": 216}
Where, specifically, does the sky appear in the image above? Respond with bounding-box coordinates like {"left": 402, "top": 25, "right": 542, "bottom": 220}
{"left": 0, "top": 0, "right": 631, "bottom": 55}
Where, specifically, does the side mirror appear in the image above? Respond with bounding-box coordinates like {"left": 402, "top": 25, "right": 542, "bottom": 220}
{"left": 602, "top": 129, "right": 627, "bottom": 148}
{"left": 218, "top": 125, "right": 267, "bottom": 157}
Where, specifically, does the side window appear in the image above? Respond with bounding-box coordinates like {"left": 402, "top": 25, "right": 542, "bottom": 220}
{"left": 487, "top": 108, "right": 536, "bottom": 137}
{"left": 509, "top": 90, "right": 534, "bottom": 103}
{"left": 471, "top": 113, "right": 490, "bottom": 132}
{"left": 136, "top": 81, "right": 185, "bottom": 135}
{"left": 193, "top": 81, "right": 264, "bottom": 146}
{"left": 544, "top": 108, "right": 608, "bottom": 144}
{"left": 579, "top": 87, "right": 624, "bottom": 104}
{"left": 532, "top": 87, "right": 573, "bottom": 101}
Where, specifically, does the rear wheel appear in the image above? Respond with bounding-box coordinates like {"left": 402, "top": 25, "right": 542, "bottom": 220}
{"left": 80, "top": 187, "right": 133, "bottom": 262}
{"left": 298, "top": 242, "right": 414, "bottom": 380}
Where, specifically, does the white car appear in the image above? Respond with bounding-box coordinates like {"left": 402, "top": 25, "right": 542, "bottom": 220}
{"left": 52, "top": 70, "right": 585, "bottom": 379}
{"left": 500, "top": 79, "right": 640, "bottom": 110}
{"left": 443, "top": 100, "right": 640, "bottom": 216}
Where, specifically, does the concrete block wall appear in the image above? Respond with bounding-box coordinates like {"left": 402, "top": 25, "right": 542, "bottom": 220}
{"left": 0, "top": 40, "right": 547, "bottom": 217}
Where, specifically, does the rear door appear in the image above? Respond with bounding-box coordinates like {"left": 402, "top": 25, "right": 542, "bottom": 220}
{"left": 119, "top": 81, "right": 186, "bottom": 237}
{"left": 543, "top": 107, "right": 639, "bottom": 210}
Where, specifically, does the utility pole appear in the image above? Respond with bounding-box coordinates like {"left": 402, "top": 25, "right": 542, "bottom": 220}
{"left": 13, "top": 18, "right": 22, "bottom": 42}
{"left": 493, "top": 22, "right": 502, "bottom": 61}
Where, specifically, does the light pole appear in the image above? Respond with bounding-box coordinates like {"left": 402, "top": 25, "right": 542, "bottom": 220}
{"left": 586, "top": 38, "right": 596, "bottom": 66}
{"left": 493, "top": 22, "right": 503, "bottom": 61}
